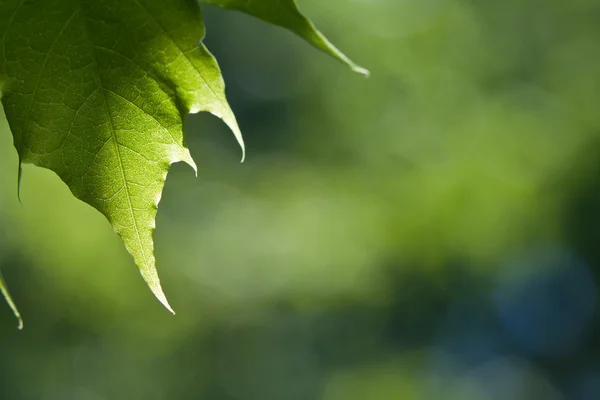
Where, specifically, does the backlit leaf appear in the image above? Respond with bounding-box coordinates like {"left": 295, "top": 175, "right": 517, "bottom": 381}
{"left": 201, "top": 0, "right": 368, "bottom": 75}
{"left": 0, "top": 0, "right": 364, "bottom": 325}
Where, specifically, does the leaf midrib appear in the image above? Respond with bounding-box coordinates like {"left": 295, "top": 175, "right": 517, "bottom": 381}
{"left": 78, "top": 8, "right": 149, "bottom": 265}
{"left": 100, "top": 88, "right": 147, "bottom": 263}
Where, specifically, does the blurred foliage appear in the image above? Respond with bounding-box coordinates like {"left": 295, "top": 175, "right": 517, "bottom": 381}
{"left": 1, "top": 0, "right": 600, "bottom": 398}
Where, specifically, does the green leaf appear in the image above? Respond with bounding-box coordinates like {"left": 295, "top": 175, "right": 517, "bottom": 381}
{"left": 0, "top": 0, "right": 243, "bottom": 314}
{"left": 0, "top": 0, "right": 364, "bottom": 322}
{"left": 201, "top": 0, "right": 369, "bottom": 76}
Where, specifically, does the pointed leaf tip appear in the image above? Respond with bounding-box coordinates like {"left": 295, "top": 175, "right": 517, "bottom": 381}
{"left": 149, "top": 280, "right": 174, "bottom": 315}
{"left": 0, "top": 271, "right": 23, "bottom": 329}
{"left": 353, "top": 65, "right": 370, "bottom": 77}
{"left": 240, "top": 145, "right": 246, "bottom": 163}
{"left": 137, "top": 258, "right": 176, "bottom": 314}
{"left": 231, "top": 120, "right": 246, "bottom": 163}
{"left": 156, "top": 291, "right": 176, "bottom": 315}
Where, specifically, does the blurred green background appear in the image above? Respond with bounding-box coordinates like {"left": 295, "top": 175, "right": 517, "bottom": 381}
{"left": 2, "top": 0, "right": 600, "bottom": 398}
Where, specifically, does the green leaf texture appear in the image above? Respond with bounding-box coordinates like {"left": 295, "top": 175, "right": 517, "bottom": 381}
{"left": 0, "top": 0, "right": 364, "bottom": 323}
{"left": 0, "top": 0, "right": 243, "bottom": 314}
{"left": 201, "top": 0, "right": 368, "bottom": 75}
